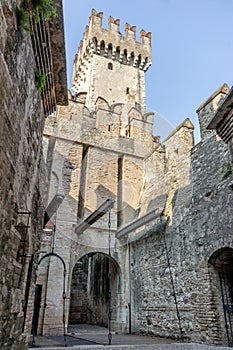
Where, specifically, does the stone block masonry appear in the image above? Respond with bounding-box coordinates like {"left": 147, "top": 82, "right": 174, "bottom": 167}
{"left": 0, "top": 0, "right": 67, "bottom": 348}
{"left": 0, "top": 1, "right": 45, "bottom": 347}
{"left": 129, "top": 88, "right": 233, "bottom": 346}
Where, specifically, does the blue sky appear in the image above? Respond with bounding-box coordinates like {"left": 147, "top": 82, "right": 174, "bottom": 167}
{"left": 63, "top": 0, "right": 233, "bottom": 143}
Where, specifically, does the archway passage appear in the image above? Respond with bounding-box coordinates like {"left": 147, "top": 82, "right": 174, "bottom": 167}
{"left": 210, "top": 248, "right": 233, "bottom": 346}
{"left": 69, "top": 253, "right": 120, "bottom": 329}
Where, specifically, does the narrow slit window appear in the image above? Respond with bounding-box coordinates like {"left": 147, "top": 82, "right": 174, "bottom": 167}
{"left": 108, "top": 62, "right": 113, "bottom": 70}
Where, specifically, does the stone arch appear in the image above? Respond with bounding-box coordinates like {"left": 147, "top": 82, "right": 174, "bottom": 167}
{"left": 209, "top": 247, "right": 233, "bottom": 346}
{"left": 111, "top": 102, "right": 123, "bottom": 114}
{"left": 95, "top": 96, "right": 110, "bottom": 111}
{"left": 83, "top": 106, "right": 93, "bottom": 118}
{"left": 144, "top": 112, "right": 154, "bottom": 123}
{"left": 74, "top": 92, "right": 87, "bottom": 104}
{"left": 128, "top": 107, "right": 143, "bottom": 120}
{"left": 68, "top": 252, "right": 121, "bottom": 330}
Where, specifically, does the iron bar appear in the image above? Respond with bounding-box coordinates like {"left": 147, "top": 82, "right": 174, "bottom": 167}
{"left": 224, "top": 270, "right": 233, "bottom": 345}
{"left": 128, "top": 239, "right": 132, "bottom": 334}
{"left": 38, "top": 252, "right": 67, "bottom": 347}
{"left": 17, "top": 213, "right": 31, "bottom": 289}
{"left": 108, "top": 211, "right": 112, "bottom": 345}
{"left": 51, "top": 225, "right": 56, "bottom": 253}
{"left": 219, "top": 270, "right": 230, "bottom": 346}
{"left": 22, "top": 254, "right": 34, "bottom": 333}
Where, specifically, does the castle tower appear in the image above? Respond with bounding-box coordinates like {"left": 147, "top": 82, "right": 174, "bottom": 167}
{"left": 38, "top": 9, "right": 154, "bottom": 336}
{"left": 72, "top": 9, "right": 152, "bottom": 114}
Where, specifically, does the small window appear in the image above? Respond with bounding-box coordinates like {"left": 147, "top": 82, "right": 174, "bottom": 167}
{"left": 126, "top": 87, "right": 129, "bottom": 94}
{"left": 100, "top": 41, "right": 105, "bottom": 56}
{"left": 108, "top": 125, "right": 111, "bottom": 132}
{"left": 115, "top": 47, "right": 120, "bottom": 61}
{"left": 108, "top": 62, "right": 113, "bottom": 70}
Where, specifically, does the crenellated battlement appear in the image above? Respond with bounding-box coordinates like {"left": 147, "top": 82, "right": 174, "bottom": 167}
{"left": 72, "top": 9, "right": 152, "bottom": 114}
{"left": 73, "top": 9, "right": 152, "bottom": 83}
{"left": 87, "top": 9, "right": 151, "bottom": 45}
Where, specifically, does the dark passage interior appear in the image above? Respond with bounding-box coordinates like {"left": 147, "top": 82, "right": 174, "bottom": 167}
{"left": 210, "top": 247, "right": 233, "bottom": 347}
{"left": 69, "top": 252, "right": 119, "bottom": 328}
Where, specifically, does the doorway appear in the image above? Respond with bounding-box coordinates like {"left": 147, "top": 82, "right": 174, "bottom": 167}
{"left": 31, "top": 284, "right": 42, "bottom": 336}
{"left": 69, "top": 252, "right": 120, "bottom": 329}
{"left": 209, "top": 247, "right": 233, "bottom": 346}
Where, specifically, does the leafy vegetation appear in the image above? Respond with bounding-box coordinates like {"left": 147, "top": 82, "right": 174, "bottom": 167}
{"left": 17, "top": 0, "right": 57, "bottom": 31}
{"left": 35, "top": 70, "right": 46, "bottom": 94}
{"left": 31, "top": 0, "right": 57, "bottom": 22}
{"left": 17, "top": 7, "right": 30, "bottom": 32}
{"left": 222, "top": 162, "right": 232, "bottom": 180}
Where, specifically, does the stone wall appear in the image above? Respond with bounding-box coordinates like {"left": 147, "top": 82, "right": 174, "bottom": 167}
{"left": 0, "top": 1, "right": 46, "bottom": 348}
{"left": 138, "top": 118, "right": 194, "bottom": 221}
{"left": 130, "top": 107, "right": 233, "bottom": 346}
{"left": 196, "top": 84, "right": 229, "bottom": 141}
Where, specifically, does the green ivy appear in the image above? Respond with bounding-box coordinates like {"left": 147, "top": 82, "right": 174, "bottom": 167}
{"left": 17, "top": 7, "right": 30, "bottom": 32}
{"left": 31, "top": 0, "right": 57, "bottom": 22}
{"left": 222, "top": 162, "right": 232, "bottom": 180}
{"left": 17, "top": 0, "right": 57, "bottom": 31}
{"left": 35, "top": 70, "right": 46, "bottom": 94}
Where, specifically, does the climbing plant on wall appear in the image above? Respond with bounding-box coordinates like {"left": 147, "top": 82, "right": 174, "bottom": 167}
{"left": 17, "top": 0, "right": 57, "bottom": 31}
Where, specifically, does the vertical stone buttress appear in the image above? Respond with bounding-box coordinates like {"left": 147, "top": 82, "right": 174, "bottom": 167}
{"left": 72, "top": 9, "right": 152, "bottom": 114}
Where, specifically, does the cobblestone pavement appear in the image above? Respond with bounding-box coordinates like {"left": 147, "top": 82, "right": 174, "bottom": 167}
{"left": 30, "top": 324, "right": 231, "bottom": 350}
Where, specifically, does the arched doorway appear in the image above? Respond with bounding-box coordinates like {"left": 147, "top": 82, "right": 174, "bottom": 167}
{"left": 209, "top": 247, "right": 233, "bottom": 346}
{"left": 68, "top": 252, "right": 120, "bottom": 329}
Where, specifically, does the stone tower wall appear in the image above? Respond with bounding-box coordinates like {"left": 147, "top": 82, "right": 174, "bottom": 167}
{"left": 72, "top": 9, "right": 151, "bottom": 113}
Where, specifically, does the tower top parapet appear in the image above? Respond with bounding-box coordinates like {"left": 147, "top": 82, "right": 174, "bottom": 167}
{"left": 72, "top": 9, "right": 152, "bottom": 113}
{"left": 88, "top": 9, "right": 151, "bottom": 45}
{"left": 73, "top": 9, "right": 152, "bottom": 81}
